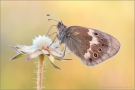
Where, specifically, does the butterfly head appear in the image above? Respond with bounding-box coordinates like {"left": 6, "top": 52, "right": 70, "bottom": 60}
{"left": 47, "top": 14, "right": 67, "bottom": 32}
{"left": 47, "top": 18, "right": 67, "bottom": 32}
{"left": 57, "top": 21, "right": 67, "bottom": 32}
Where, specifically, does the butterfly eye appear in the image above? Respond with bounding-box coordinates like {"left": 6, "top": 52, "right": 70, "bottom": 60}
{"left": 98, "top": 48, "right": 102, "bottom": 51}
{"left": 94, "top": 53, "right": 98, "bottom": 57}
{"left": 101, "top": 38, "right": 103, "bottom": 41}
{"left": 94, "top": 32, "right": 98, "bottom": 35}
{"left": 102, "top": 44, "right": 105, "bottom": 46}
{"left": 89, "top": 58, "right": 93, "bottom": 62}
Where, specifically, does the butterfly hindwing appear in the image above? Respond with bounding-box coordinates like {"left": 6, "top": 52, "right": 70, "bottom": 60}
{"left": 85, "top": 28, "right": 120, "bottom": 66}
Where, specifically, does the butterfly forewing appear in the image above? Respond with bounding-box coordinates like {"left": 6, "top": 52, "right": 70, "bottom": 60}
{"left": 64, "top": 26, "right": 120, "bottom": 66}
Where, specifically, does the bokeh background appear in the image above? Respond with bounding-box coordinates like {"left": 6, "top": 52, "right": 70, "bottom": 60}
{"left": 1, "top": 1, "right": 134, "bottom": 90}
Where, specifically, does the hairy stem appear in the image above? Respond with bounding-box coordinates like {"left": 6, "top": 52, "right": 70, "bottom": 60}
{"left": 37, "top": 54, "right": 44, "bottom": 90}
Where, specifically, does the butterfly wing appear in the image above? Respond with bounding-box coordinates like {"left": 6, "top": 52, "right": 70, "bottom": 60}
{"left": 64, "top": 26, "right": 120, "bottom": 66}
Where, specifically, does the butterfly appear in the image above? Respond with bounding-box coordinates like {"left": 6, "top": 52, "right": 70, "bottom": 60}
{"left": 47, "top": 14, "right": 120, "bottom": 66}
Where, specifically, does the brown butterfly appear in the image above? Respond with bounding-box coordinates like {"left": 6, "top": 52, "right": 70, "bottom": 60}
{"left": 47, "top": 14, "right": 120, "bottom": 66}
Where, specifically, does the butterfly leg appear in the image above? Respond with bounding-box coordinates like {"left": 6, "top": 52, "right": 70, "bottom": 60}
{"left": 48, "top": 36, "right": 57, "bottom": 47}
{"left": 47, "top": 32, "right": 58, "bottom": 37}
{"left": 47, "top": 47, "right": 71, "bottom": 70}
{"left": 61, "top": 45, "right": 66, "bottom": 58}
{"left": 47, "top": 31, "right": 61, "bottom": 47}
{"left": 66, "top": 51, "right": 72, "bottom": 54}
{"left": 59, "top": 45, "right": 72, "bottom": 61}
{"left": 46, "top": 25, "right": 57, "bottom": 35}
{"left": 47, "top": 32, "right": 72, "bottom": 60}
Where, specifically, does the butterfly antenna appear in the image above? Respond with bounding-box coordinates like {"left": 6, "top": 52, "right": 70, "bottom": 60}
{"left": 46, "top": 14, "right": 61, "bottom": 35}
{"left": 47, "top": 14, "right": 60, "bottom": 22}
{"left": 48, "top": 19, "right": 60, "bottom": 22}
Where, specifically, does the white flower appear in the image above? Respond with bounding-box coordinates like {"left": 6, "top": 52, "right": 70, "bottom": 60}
{"left": 10, "top": 35, "right": 71, "bottom": 70}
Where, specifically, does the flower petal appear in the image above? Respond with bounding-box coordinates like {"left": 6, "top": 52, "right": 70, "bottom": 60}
{"left": 16, "top": 45, "right": 37, "bottom": 55}
{"left": 27, "top": 51, "right": 42, "bottom": 60}
{"left": 48, "top": 55, "right": 61, "bottom": 70}
{"left": 52, "top": 40, "right": 60, "bottom": 49}
{"left": 11, "top": 45, "right": 36, "bottom": 54}
{"left": 48, "top": 54, "right": 54, "bottom": 63}
{"left": 50, "top": 50, "right": 62, "bottom": 57}
{"left": 20, "top": 48, "right": 36, "bottom": 54}
{"left": 42, "top": 50, "right": 49, "bottom": 55}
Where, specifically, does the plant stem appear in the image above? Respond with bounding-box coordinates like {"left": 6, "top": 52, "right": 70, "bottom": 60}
{"left": 37, "top": 54, "right": 44, "bottom": 90}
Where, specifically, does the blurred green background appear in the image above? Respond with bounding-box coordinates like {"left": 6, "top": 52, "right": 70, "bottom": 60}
{"left": 1, "top": 1, "right": 134, "bottom": 90}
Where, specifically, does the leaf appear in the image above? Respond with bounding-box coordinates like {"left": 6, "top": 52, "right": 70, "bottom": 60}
{"left": 10, "top": 53, "right": 25, "bottom": 60}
